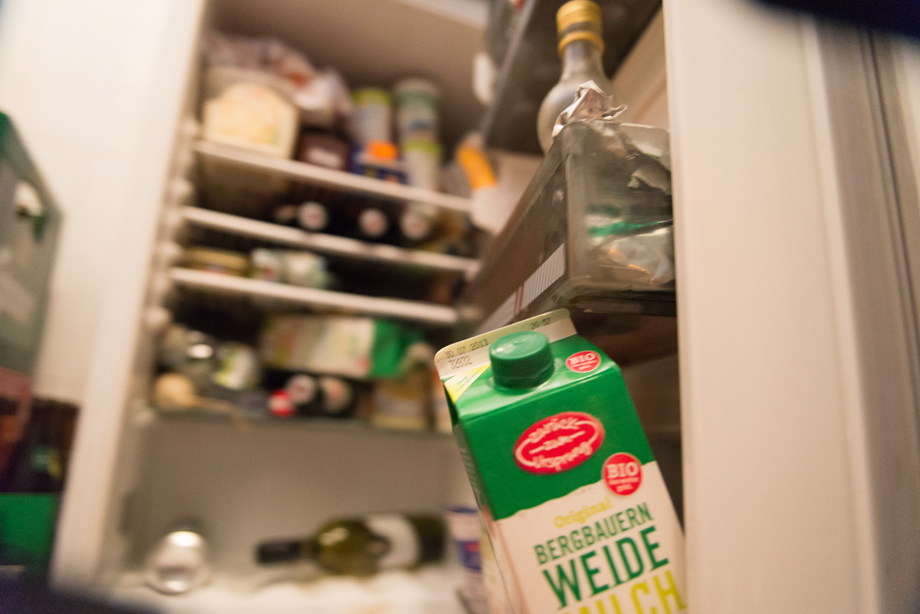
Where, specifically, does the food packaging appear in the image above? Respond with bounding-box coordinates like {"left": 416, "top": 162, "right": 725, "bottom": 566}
{"left": 403, "top": 139, "right": 441, "bottom": 191}
{"left": 297, "top": 131, "right": 351, "bottom": 171}
{"left": 184, "top": 247, "right": 249, "bottom": 277}
{"left": 351, "top": 140, "right": 406, "bottom": 184}
{"left": 393, "top": 77, "right": 440, "bottom": 144}
{"left": 446, "top": 507, "right": 489, "bottom": 614}
{"left": 213, "top": 342, "right": 260, "bottom": 391}
{"left": 202, "top": 67, "right": 299, "bottom": 159}
{"left": 435, "top": 309, "right": 686, "bottom": 614}
{"left": 281, "top": 251, "right": 331, "bottom": 288}
{"left": 351, "top": 88, "right": 392, "bottom": 146}
{"left": 371, "top": 373, "right": 428, "bottom": 430}
{"left": 260, "top": 315, "right": 422, "bottom": 379}
{"left": 250, "top": 248, "right": 283, "bottom": 282}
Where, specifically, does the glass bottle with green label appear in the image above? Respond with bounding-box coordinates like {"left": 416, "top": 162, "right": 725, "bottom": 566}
{"left": 255, "top": 513, "right": 445, "bottom": 576}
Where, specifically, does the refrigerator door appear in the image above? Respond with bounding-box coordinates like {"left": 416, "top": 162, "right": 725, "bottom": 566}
{"left": 665, "top": 0, "right": 920, "bottom": 611}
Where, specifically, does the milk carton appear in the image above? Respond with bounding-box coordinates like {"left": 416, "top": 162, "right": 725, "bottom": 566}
{"left": 435, "top": 309, "right": 686, "bottom": 614}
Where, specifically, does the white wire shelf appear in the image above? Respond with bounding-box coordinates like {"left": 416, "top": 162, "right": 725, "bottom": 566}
{"left": 180, "top": 206, "right": 479, "bottom": 276}
{"left": 169, "top": 267, "right": 459, "bottom": 326}
{"left": 194, "top": 141, "right": 473, "bottom": 214}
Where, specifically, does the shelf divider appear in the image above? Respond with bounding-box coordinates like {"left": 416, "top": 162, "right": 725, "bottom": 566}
{"left": 181, "top": 206, "right": 479, "bottom": 276}
{"left": 151, "top": 406, "right": 452, "bottom": 439}
{"left": 169, "top": 267, "right": 459, "bottom": 326}
{"left": 195, "top": 141, "right": 473, "bottom": 213}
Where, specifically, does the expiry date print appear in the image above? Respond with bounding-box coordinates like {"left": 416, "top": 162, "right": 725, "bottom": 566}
{"left": 448, "top": 355, "right": 473, "bottom": 369}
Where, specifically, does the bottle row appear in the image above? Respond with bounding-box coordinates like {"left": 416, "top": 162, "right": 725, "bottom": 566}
{"left": 153, "top": 316, "right": 452, "bottom": 433}
{"left": 270, "top": 198, "right": 472, "bottom": 254}
{"left": 196, "top": 30, "right": 486, "bottom": 231}
{"left": 145, "top": 507, "right": 508, "bottom": 614}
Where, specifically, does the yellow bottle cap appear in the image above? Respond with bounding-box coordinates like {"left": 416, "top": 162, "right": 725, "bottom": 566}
{"left": 556, "top": 0, "right": 604, "bottom": 55}
{"left": 557, "top": 0, "right": 602, "bottom": 31}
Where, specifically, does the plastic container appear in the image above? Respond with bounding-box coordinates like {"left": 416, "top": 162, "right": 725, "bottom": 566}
{"left": 351, "top": 140, "right": 406, "bottom": 184}
{"left": 435, "top": 310, "right": 687, "bottom": 614}
{"left": 250, "top": 248, "right": 283, "bottom": 282}
{"left": 202, "top": 67, "right": 299, "bottom": 159}
{"left": 0, "top": 494, "right": 59, "bottom": 579}
{"left": 461, "top": 119, "right": 675, "bottom": 329}
{"left": 393, "top": 78, "right": 440, "bottom": 144}
{"left": 403, "top": 139, "right": 441, "bottom": 190}
{"left": 351, "top": 88, "right": 392, "bottom": 145}
{"left": 446, "top": 507, "right": 489, "bottom": 614}
{"left": 199, "top": 68, "right": 296, "bottom": 215}
{"left": 297, "top": 130, "right": 351, "bottom": 171}
{"left": 0, "top": 113, "right": 62, "bottom": 378}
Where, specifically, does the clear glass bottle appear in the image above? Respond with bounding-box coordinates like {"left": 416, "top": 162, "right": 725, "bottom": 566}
{"left": 536, "top": 0, "right": 625, "bottom": 153}
{"left": 145, "top": 524, "right": 211, "bottom": 595}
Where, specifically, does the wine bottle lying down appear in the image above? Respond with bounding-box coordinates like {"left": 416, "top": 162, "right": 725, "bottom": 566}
{"left": 256, "top": 513, "right": 446, "bottom": 576}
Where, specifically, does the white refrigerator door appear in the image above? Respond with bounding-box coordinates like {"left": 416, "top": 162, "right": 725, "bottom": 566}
{"left": 0, "top": 0, "right": 210, "bottom": 589}
{"left": 665, "top": 0, "right": 920, "bottom": 611}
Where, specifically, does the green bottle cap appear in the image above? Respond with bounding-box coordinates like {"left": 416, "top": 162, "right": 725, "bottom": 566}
{"left": 490, "top": 331, "right": 554, "bottom": 389}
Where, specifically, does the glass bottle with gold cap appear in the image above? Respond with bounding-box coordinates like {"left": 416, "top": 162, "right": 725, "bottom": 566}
{"left": 536, "top": 0, "right": 626, "bottom": 153}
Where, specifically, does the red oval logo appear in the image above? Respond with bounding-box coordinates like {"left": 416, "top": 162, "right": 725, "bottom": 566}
{"left": 514, "top": 412, "right": 605, "bottom": 474}
{"left": 566, "top": 351, "right": 601, "bottom": 373}
{"left": 602, "top": 452, "right": 643, "bottom": 496}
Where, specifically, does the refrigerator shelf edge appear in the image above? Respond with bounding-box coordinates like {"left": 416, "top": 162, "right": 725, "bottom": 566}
{"left": 181, "top": 206, "right": 480, "bottom": 275}
{"left": 194, "top": 141, "right": 473, "bottom": 214}
{"left": 148, "top": 404, "right": 674, "bottom": 440}
{"left": 148, "top": 406, "right": 452, "bottom": 439}
{"left": 168, "top": 267, "right": 459, "bottom": 326}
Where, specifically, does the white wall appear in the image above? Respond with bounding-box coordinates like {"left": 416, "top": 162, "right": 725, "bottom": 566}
{"left": 0, "top": 0, "right": 199, "bottom": 403}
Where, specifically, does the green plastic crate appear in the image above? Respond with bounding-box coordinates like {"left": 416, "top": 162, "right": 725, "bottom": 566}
{"left": 0, "top": 493, "right": 59, "bottom": 578}
{"left": 0, "top": 112, "right": 62, "bottom": 376}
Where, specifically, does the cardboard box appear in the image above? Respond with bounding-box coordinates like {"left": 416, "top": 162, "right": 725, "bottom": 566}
{"left": 435, "top": 309, "right": 686, "bottom": 614}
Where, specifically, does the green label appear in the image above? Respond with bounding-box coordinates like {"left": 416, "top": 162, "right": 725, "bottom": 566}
{"left": 436, "top": 310, "right": 686, "bottom": 614}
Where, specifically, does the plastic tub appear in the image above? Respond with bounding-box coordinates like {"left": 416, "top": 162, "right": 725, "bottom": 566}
{"left": 393, "top": 77, "right": 440, "bottom": 144}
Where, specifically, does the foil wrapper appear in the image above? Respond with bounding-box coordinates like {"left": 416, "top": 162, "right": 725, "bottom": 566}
{"left": 590, "top": 224, "right": 674, "bottom": 286}
{"left": 553, "top": 80, "right": 627, "bottom": 138}
{"left": 557, "top": 81, "right": 675, "bottom": 288}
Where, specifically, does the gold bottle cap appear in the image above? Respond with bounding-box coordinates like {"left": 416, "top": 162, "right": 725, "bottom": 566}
{"left": 557, "top": 0, "right": 602, "bottom": 31}
{"left": 556, "top": 1, "right": 604, "bottom": 56}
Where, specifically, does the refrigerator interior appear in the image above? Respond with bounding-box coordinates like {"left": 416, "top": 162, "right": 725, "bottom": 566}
{"left": 50, "top": 0, "right": 679, "bottom": 609}
{"left": 36, "top": 0, "right": 920, "bottom": 610}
